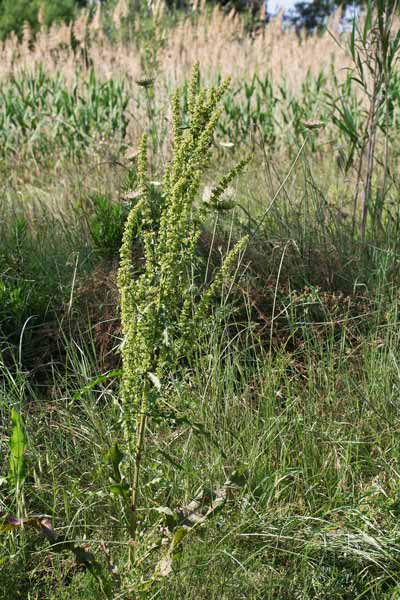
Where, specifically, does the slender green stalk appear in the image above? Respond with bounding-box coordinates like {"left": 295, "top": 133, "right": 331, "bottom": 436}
{"left": 128, "top": 409, "right": 147, "bottom": 563}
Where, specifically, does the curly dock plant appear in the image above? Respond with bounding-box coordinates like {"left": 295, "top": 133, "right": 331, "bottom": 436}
{"left": 117, "top": 65, "right": 248, "bottom": 548}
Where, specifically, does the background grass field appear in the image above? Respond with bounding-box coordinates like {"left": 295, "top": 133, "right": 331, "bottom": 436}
{"left": 1, "top": 2, "right": 400, "bottom": 598}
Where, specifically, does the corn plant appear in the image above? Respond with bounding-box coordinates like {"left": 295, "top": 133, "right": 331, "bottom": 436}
{"left": 117, "top": 65, "right": 249, "bottom": 553}
{"left": 0, "top": 67, "right": 129, "bottom": 158}
{"left": 220, "top": 73, "right": 277, "bottom": 148}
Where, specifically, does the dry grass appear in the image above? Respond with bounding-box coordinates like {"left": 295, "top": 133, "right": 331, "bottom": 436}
{"left": 0, "top": 0, "right": 350, "bottom": 91}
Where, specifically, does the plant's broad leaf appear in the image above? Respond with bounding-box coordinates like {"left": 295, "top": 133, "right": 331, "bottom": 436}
{"left": 106, "top": 442, "right": 125, "bottom": 483}
{"left": 110, "top": 482, "right": 130, "bottom": 500}
{"left": 7, "top": 409, "right": 27, "bottom": 489}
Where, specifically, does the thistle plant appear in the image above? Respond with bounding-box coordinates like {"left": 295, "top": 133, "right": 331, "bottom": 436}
{"left": 117, "top": 65, "right": 249, "bottom": 549}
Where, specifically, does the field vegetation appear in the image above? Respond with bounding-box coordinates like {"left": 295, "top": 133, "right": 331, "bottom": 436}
{"left": 1, "top": 1, "right": 400, "bottom": 598}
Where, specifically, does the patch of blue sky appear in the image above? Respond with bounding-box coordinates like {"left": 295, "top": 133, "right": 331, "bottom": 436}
{"left": 268, "top": 0, "right": 298, "bottom": 12}
{"left": 267, "top": 1, "right": 362, "bottom": 26}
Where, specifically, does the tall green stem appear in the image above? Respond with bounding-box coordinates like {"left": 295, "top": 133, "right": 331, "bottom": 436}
{"left": 128, "top": 410, "right": 147, "bottom": 563}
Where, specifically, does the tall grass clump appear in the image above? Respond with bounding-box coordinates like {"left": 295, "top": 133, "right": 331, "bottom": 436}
{"left": 117, "top": 65, "right": 249, "bottom": 553}
{"left": 329, "top": 0, "right": 400, "bottom": 240}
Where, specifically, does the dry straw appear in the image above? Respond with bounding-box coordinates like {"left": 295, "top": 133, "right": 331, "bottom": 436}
{"left": 0, "top": 1, "right": 351, "bottom": 91}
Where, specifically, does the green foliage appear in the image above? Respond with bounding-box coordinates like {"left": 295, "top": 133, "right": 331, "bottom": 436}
{"left": 0, "top": 0, "right": 93, "bottom": 40}
{"left": 328, "top": 0, "right": 400, "bottom": 239}
{"left": 7, "top": 409, "right": 27, "bottom": 490}
{"left": 0, "top": 68, "right": 129, "bottom": 159}
{"left": 105, "top": 442, "right": 130, "bottom": 500}
{"left": 88, "top": 194, "right": 131, "bottom": 260}
{"left": 2, "top": 62, "right": 400, "bottom": 167}
{"left": 40, "top": 0, "right": 76, "bottom": 29}
{"left": 0, "top": 200, "right": 94, "bottom": 364}
{"left": 0, "top": 0, "right": 38, "bottom": 40}
{"left": 0, "top": 0, "right": 87, "bottom": 40}
{"left": 219, "top": 73, "right": 278, "bottom": 148}
{"left": 0, "top": 217, "right": 45, "bottom": 342}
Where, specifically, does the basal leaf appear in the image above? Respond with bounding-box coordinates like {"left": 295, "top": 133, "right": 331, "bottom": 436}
{"left": 7, "top": 409, "right": 27, "bottom": 489}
